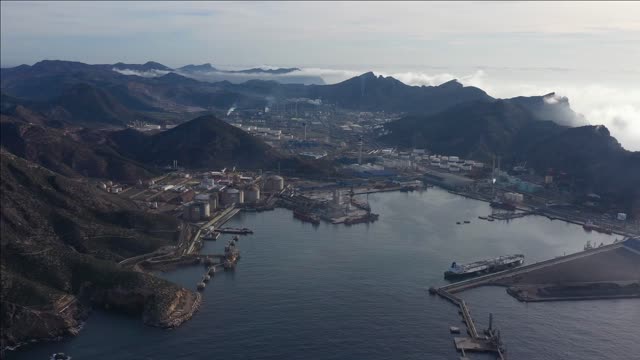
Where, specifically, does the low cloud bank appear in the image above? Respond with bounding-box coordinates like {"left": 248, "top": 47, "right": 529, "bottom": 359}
{"left": 112, "top": 68, "right": 170, "bottom": 77}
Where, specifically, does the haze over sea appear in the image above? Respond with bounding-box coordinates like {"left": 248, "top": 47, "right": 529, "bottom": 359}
{"left": 8, "top": 189, "right": 637, "bottom": 360}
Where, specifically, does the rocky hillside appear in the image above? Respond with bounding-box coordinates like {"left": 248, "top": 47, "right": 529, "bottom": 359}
{"left": 0, "top": 116, "right": 156, "bottom": 183}
{"left": 0, "top": 151, "right": 198, "bottom": 351}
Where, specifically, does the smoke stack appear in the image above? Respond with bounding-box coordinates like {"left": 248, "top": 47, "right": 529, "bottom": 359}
{"left": 358, "top": 136, "right": 363, "bottom": 165}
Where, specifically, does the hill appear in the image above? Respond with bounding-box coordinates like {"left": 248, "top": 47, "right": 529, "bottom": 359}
{"left": 110, "top": 114, "right": 330, "bottom": 175}
{"left": 0, "top": 117, "right": 156, "bottom": 182}
{"left": 0, "top": 150, "right": 197, "bottom": 351}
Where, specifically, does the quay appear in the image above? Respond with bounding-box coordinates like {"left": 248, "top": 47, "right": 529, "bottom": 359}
{"left": 188, "top": 207, "right": 240, "bottom": 254}
{"left": 438, "top": 240, "right": 628, "bottom": 294}
{"left": 215, "top": 227, "right": 253, "bottom": 235}
{"left": 431, "top": 238, "right": 638, "bottom": 358}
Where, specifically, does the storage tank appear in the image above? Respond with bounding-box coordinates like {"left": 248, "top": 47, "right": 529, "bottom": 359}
{"left": 210, "top": 195, "right": 218, "bottom": 210}
{"left": 195, "top": 193, "right": 210, "bottom": 202}
{"left": 183, "top": 202, "right": 201, "bottom": 222}
{"left": 244, "top": 185, "right": 261, "bottom": 203}
{"left": 333, "top": 189, "right": 342, "bottom": 206}
{"left": 264, "top": 175, "right": 284, "bottom": 191}
{"left": 198, "top": 201, "right": 211, "bottom": 218}
{"left": 222, "top": 188, "right": 244, "bottom": 205}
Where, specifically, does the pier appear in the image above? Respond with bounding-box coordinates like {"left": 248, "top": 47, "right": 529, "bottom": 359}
{"left": 439, "top": 240, "right": 627, "bottom": 294}
{"left": 432, "top": 238, "right": 638, "bottom": 359}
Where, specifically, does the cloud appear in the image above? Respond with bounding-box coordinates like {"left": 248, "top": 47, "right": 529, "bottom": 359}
{"left": 112, "top": 68, "right": 170, "bottom": 78}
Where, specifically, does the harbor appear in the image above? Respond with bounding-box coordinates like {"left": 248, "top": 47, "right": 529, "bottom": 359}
{"left": 8, "top": 189, "right": 637, "bottom": 360}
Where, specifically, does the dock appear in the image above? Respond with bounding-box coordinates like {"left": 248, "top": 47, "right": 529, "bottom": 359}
{"left": 440, "top": 240, "right": 627, "bottom": 294}
{"left": 215, "top": 227, "right": 253, "bottom": 234}
{"left": 431, "top": 239, "right": 636, "bottom": 359}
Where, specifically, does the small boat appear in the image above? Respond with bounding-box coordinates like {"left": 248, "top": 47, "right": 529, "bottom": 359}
{"left": 50, "top": 353, "right": 71, "bottom": 360}
{"left": 478, "top": 216, "right": 487, "bottom": 220}
{"left": 463, "top": 220, "right": 470, "bottom": 224}
{"left": 456, "top": 222, "right": 461, "bottom": 225}
{"left": 487, "top": 218, "right": 495, "bottom": 222}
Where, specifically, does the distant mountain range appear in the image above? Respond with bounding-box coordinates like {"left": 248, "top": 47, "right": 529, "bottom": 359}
{"left": 1, "top": 60, "right": 496, "bottom": 123}
{"left": 1, "top": 59, "right": 637, "bottom": 209}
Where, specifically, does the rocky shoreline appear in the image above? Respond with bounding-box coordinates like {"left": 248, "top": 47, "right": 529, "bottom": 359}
{"left": 1, "top": 287, "right": 201, "bottom": 355}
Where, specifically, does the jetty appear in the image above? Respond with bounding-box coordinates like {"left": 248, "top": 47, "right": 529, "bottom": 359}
{"left": 215, "top": 227, "right": 254, "bottom": 235}
{"left": 431, "top": 238, "right": 639, "bottom": 358}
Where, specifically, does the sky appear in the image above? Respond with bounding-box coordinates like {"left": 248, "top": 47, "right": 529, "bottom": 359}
{"left": 1, "top": 1, "right": 639, "bottom": 149}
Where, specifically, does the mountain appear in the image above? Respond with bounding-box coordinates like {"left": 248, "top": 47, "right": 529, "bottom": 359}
{"left": 230, "top": 67, "right": 301, "bottom": 75}
{"left": 509, "top": 92, "right": 585, "bottom": 127}
{"left": 178, "top": 63, "right": 217, "bottom": 73}
{"left": 382, "top": 99, "right": 538, "bottom": 158}
{"left": 0, "top": 117, "right": 156, "bottom": 182}
{"left": 110, "top": 114, "right": 329, "bottom": 175}
{"left": 0, "top": 150, "right": 197, "bottom": 351}
{"left": 380, "top": 99, "right": 640, "bottom": 211}
{"left": 515, "top": 125, "right": 640, "bottom": 208}
{"left": 45, "top": 83, "right": 144, "bottom": 126}
{"left": 112, "top": 61, "right": 173, "bottom": 71}
{"left": 1, "top": 60, "right": 491, "bottom": 116}
{"left": 304, "top": 73, "right": 492, "bottom": 114}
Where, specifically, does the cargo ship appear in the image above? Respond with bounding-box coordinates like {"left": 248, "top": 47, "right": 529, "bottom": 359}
{"left": 293, "top": 210, "right": 320, "bottom": 225}
{"left": 444, "top": 254, "right": 525, "bottom": 280}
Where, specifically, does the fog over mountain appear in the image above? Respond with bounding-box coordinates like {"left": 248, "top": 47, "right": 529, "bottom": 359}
{"left": 252, "top": 65, "right": 638, "bottom": 151}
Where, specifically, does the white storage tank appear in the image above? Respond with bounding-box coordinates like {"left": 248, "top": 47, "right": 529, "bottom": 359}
{"left": 264, "top": 175, "right": 284, "bottom": 191}
{"left": 210, "top": 195, "right": 218, "bottom": 210}
{"left": 199, "top": 201, "right": 211, "bottom": 218}
{"left": 244, "top": 185, "right": 261, "bottom": 203}
{"left": 195, "top": 193, "right": 210, "bottom": 202}
{"left": 222, "top": 188, "right": 244, "bottom": 205}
